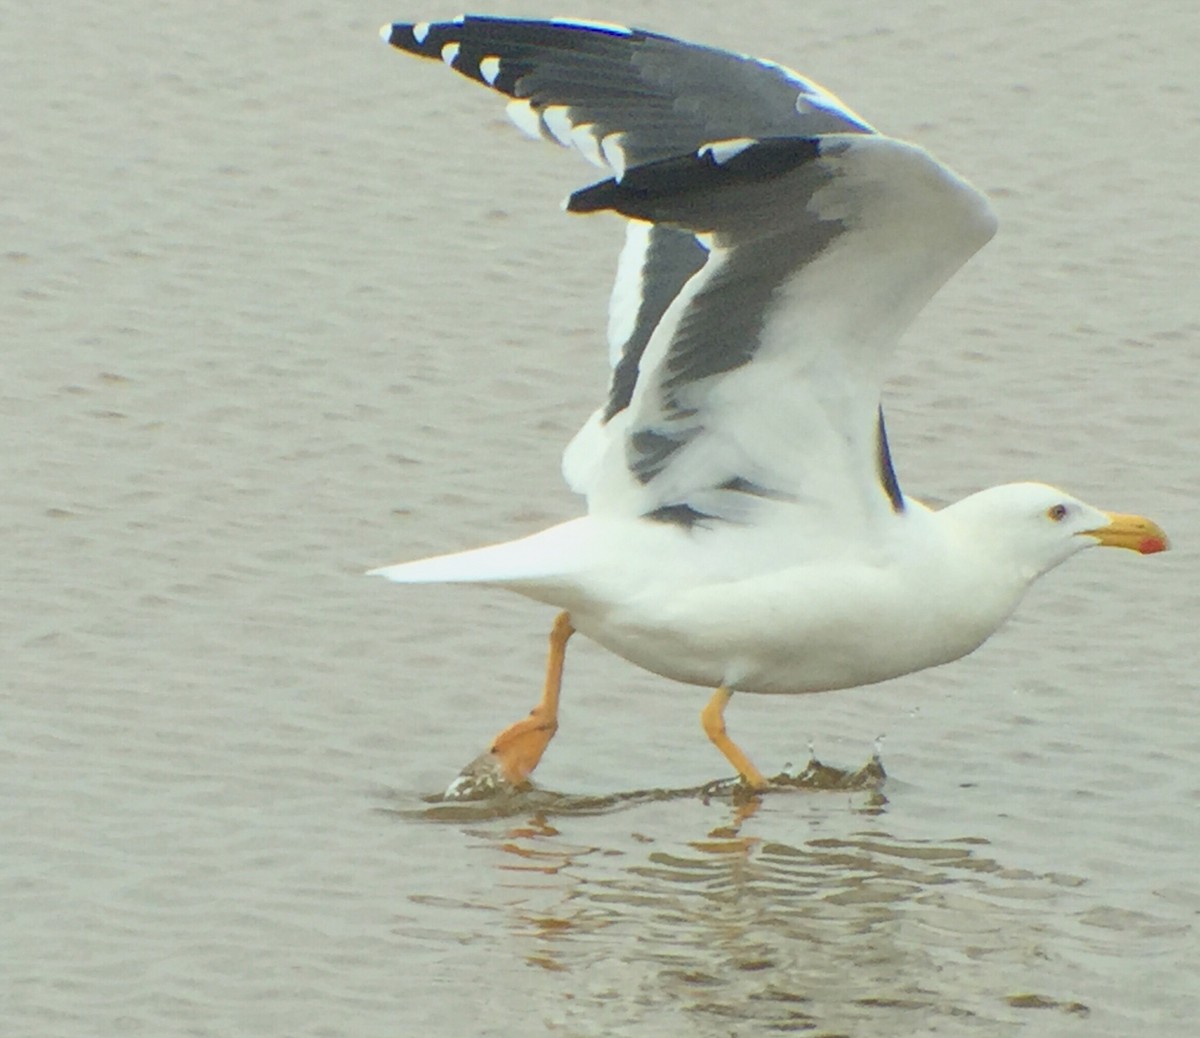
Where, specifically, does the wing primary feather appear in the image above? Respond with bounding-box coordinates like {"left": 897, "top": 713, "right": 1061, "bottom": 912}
{"left": 566, "top": 137, "right": 823, "bottom": 223}
{"left": 604, "top": 227, "right": 709, "bottom": 422}
{"left": 642, "top": 503, "right": 717, "bottom": 528}
{"left": 876, "top": 407, "right": 905, "bottom": 512}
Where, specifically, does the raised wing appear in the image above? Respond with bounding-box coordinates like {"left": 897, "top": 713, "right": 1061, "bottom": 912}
{"left": 381, "top": 18, "right": 878, "bottom": 488}
{"left": 381, "top": 17, "right": 873, "bottom": 169}
{"left": 383, "top": 19, "right": 995, "bottom": 534}
{"left": 568, "top": 134, "right": 997, "bottom": 534}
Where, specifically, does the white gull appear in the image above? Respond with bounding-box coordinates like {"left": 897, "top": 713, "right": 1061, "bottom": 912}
{"left": 371, "top": 17, "right": 1168, "bottom": 791}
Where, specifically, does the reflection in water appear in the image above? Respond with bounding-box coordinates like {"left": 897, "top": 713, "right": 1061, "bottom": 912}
{"left": 383, "top": 764, "right": 1101, "bottom": 1034}
{"left": 511, "top": 828, "right": 1087, "bottom": 1031}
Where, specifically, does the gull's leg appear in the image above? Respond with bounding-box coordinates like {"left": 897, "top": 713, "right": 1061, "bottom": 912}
{"left": 487, "top": 611, "right": 575, "bottom": 785}
{"left": 700, "top": 687, "right": 769, "bottom": 791}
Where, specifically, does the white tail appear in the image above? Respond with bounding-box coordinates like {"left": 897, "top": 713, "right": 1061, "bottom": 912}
{"left": 368, "top": 518, "right": 588, "bottom": 587}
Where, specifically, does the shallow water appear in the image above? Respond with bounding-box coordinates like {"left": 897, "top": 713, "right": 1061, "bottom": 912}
{"left": 3, "top": 1, "right": 1198, "bottom": 1035}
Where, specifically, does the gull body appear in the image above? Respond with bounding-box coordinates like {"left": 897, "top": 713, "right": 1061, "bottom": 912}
{"left": 376, "top": 484, "right": 1139, "bottom": 696}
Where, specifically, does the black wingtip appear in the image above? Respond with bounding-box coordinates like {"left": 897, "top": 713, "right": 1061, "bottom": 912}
{"left": 876, "top": 407, "right": 905, "bottom": 513}
{"left": 566, "top": 178, "right": 620, "bottom": 215}
{"left": 380, "top": 21, "right": 443, "bottom": 57}
{"left": 379, "top": 22, "right": 405, "bottom": 48}
{"left": 566, "top": 138, "right": 825, "bottom": 222}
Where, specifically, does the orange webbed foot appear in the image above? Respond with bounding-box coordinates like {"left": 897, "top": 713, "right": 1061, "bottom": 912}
{"left": 447, "top": 612, "right": 575, "bottom": 796}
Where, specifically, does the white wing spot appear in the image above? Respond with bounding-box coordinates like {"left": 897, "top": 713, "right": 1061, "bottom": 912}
{"left": 479, "top": 55, "right": 501, "bottom": 85}
{"left": 570, "top": 123, "right": 606, "bottom": 168}
{"left": 411, "top": 21, "right": 430, "bottom": 44}
{"left": 700, "top": 138, "right": 758, "bottom": 165}
{"left": 379, "top": 23, "right": 397, "bottom": 44}
{"left": 505, "top": 98, "right": 544, "bottom": 140}
{"left": 601, "top": 133, "right": 629, "bottom": 179}
{"left": 440, "top": 42, "right": 460, "bottom": 67}
{"left": 541, "top": 106, "right": 576, "bottom": 148}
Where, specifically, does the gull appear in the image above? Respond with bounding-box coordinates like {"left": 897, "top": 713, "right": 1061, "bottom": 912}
{"left": 370, "top": 17, "right": 1167, "bottom": 791}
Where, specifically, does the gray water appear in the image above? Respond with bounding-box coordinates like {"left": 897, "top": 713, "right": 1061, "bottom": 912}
{"left": 3, "top": 1, "right": 1198, "bottom": 1035}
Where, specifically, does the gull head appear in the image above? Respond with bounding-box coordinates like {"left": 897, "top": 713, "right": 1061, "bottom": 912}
{"left": 943, "top": 482, "right": 1168, "bottom": 581}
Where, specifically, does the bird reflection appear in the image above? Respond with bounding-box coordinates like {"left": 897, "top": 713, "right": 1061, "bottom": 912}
{"left": 383, "top": 758, "right": 1093, "bottom": 1029}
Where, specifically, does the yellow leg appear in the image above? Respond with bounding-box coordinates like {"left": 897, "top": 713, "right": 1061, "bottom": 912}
{"left": 487, "top": 612, "right": 574, "bottom": 785}
{"left": 700, "top": 686, "right": 769, "bottom": 791}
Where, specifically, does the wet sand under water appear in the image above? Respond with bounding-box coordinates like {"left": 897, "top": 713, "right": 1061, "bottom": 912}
{"left": 3, "top": 0, "right": 1199, "bottom": 1035}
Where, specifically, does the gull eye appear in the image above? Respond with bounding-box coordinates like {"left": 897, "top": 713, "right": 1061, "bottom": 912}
{"left": 1047, "top": 503, "right": 1069, "bottom": 522}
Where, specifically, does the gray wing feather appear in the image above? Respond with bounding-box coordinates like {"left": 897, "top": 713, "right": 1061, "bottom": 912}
{"left": 571, "top": 135, "right": 997, "bottom": 528}
{"left": 383, "top": 17, "right": 875, "bottom": 429}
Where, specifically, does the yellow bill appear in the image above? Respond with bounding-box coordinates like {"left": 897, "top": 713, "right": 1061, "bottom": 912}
{"left": 1084, "top": 512, "right": 1169, "bottom": 554}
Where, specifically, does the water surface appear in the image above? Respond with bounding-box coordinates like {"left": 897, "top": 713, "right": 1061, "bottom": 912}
{"left": 3, "top": 1, "right": 1197, "bottom": 1035}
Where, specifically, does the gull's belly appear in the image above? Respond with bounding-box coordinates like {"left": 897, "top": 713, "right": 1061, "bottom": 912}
{"left": 568, "top": 564, "right": 997, "bottom": 695}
